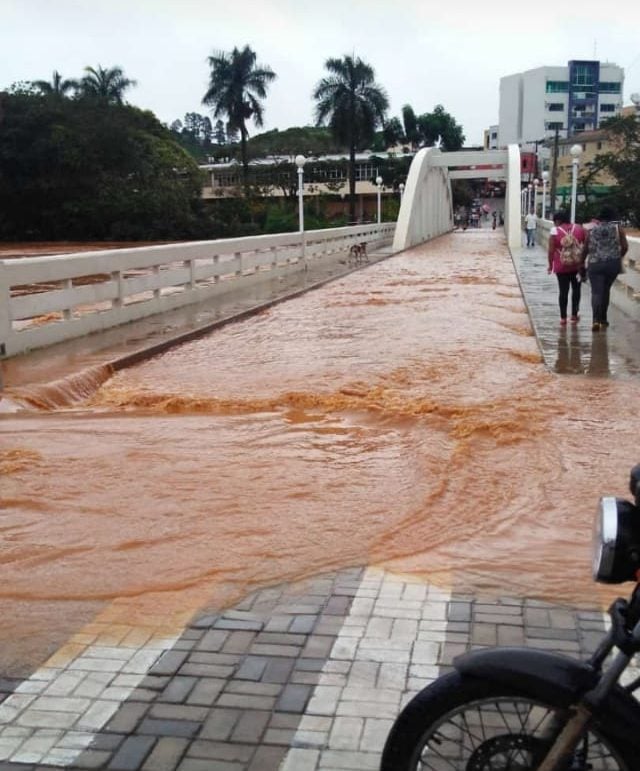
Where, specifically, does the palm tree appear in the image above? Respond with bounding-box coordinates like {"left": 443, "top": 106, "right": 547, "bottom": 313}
{"left": 79, "top": 65, "right": 137, "bottom": 104}
{"left": 33, "top": 70, "right": 78, "bottom": 98}
{"left": 203, "top": 45, "right": 276, "bottom": 192}
{"left": 313, "top": 55, "right": 389, "bottom": 222}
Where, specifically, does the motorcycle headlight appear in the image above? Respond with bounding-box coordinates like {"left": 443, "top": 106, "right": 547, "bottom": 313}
{"left": 593, "top": 496, "right": 640, "bottom": 583}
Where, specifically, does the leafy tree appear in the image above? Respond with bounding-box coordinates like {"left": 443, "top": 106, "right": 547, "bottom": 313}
{"left": 32, "top": 70, "right": 78, "bottom": 99}
{"left": 402, "top": 104, "right": 419, "bottom": 149}
{"left": 79, "top": 65, "right": 137, "bottom": 104}
{"left": 214, "top": 119, "right": 226, "bottom": 144}
{"left": 202, "top": 45, "right": 276, "bottom": 192}
{"left": 417, "top": 104, "right": 465, "bottom": 151}
{"left": 170, "top": 119, "right": 183, "bottom": 133}
{"left": 383, "top": 117, "right": 404, "bottom": 148}
{"left": 0, "top": 93, "right": 203, "bottom": 240}
{"left": 313, "top": 54, "right": 388, "bottom": 222}
{"left": 585, "top": 114, "right": 640, "bottom": 226}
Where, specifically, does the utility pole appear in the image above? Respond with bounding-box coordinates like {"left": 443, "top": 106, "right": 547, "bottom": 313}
{"left": 549, "top": 127, "right": 560, "bottom": 216}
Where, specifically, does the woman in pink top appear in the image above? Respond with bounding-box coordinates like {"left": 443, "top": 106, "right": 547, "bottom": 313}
{"left": 547, "top": 210, "right": 587, "bottom": 325}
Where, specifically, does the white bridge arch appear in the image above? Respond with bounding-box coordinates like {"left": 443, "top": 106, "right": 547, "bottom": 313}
{"left": 393, "top": 144, "right": 522, "bottom": 252}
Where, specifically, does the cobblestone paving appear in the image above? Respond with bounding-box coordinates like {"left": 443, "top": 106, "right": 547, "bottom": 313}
{"left": 0, "top": 567, "right": 607, "bottom": 770}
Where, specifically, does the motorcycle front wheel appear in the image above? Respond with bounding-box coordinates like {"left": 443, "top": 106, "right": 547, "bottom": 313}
{"left": 380, "top": 670, "right": 632, "bottom": 770}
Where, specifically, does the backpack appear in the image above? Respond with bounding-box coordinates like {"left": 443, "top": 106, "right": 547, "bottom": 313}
{"left": 557, "top": 225, "right": 583, "bottom": 266}
{"left": 588, "top": 222, "right": 621, "bottom": 263}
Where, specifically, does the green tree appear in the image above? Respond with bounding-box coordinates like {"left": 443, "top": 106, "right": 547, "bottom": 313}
{"left": 417, "top": 104, "right": 465, "bottom": 151}
{"left": 383, "top": 116, "right": 404, "bottom": 148}
{"left": 586, "top": 114, "right": 640, "bottom": 226}
{"left": 402, "top": 104, "right": 419, "bottom": 149}
{"left": 32, "top": 70, "right": 78, "bottom": 99}
{"left": 202, "top": 45, "right": 276, "bottom": 192}
{"left": 79, "top": 65, "right": 137, "bottom": 104}
{"left": 313, "top": 54, "right": 388, "bottom": 222}
{"left": 0, "top": 93, "right": 203, "bottom": 240}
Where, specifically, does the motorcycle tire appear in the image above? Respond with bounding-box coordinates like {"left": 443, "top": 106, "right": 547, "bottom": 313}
{"left": 380, "top": 670, "right": 633, "bottom": 770}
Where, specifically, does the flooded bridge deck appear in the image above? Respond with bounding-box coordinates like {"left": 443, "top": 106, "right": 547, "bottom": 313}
{"left": 1, "top": 230, "right": 640, "bottom": 769}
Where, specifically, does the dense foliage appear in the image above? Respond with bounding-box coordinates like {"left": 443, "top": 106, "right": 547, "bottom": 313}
{"left": 0, "top": 92, "right": 204, "bottom": 240}
{"left": 580, "top": 115, "right": 640, "bottom": 226}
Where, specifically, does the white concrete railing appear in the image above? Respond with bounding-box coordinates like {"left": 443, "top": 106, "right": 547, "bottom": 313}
{"left": 536, "top": 222, "right": 640, "bottom": 315}
{"left": 0, "top": 223, "right": 395, "bottom": 358}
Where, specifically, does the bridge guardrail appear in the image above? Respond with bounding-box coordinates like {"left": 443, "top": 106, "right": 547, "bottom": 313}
{"left": 0, "top": 223, "right": 395, "bottom": 359}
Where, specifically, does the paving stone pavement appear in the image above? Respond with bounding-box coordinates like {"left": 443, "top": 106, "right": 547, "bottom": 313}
{"left": 0, "top": 567, "right": 608, "bottom": 770}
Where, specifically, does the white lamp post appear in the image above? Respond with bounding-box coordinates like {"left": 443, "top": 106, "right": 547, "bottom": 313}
{"left": 295, "top": 154, "right": 306, "bottom": 259}
{"left": 569, "top": 144, "right": 582, "bottom": 223}
{"left": 533, "top": 178, "right": 539, "bottom": 215}
{"left": 527, "top": 183, "right": 533, "bottom": 212}
{"left": 376, "top": 175, "right": 383, "bottom": 224}
{"left": 399, "top": 182, "right": 405, "bottom": 200}
{"left": 541, "top": 170, "right": 549, "bottom": 220}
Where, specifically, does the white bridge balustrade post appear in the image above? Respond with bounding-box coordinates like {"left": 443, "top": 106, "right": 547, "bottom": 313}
{"left": 63, "top": 278, "right": 73, "bottom": 321}
{"left": 0, "top": 263, "right": 10, "bottom": 359}
{"left": 111, "top": 270, "right": 123, "bottom": 309}
{"left": 153, "top": 265, "right": 160, "bottom": 299}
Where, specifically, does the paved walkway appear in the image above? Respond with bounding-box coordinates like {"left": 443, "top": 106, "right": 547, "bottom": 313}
{"left": 1, "top": 232, "right": 637, "bottom": 770}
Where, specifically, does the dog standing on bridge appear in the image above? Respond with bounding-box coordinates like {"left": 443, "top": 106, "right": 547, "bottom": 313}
{"left": 348, "top": 242, "right": 369, "bottom": 265}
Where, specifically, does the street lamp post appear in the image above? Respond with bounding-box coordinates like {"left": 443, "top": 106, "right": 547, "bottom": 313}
{"left": 376, "top": 176, "right": 383, "bottom": 224}
{"left": 295, "top": 154, "right": 306, "bottom": 260}
{"left": 399, "top": 182, "right": 405, "bottom": 200}
{"left": 533, "top": 178, "right": 539, "bottom": 215}
{"left": 541, "top": 170, "right": 549, "bottom": 220}
{"left": 569, "top": 144, "right": 582, "bottom": 223}
{"left": 527, "top": 183, "right": 533, "bottom": 212}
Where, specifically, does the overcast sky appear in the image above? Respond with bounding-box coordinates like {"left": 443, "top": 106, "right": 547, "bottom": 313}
{"left": 4, "top": 0, "right": 640, "bottom": 147}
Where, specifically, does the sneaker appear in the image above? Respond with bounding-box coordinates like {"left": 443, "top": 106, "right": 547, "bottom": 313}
{"left": 570, "top": 315, "right": 579, "bottom": 323}
{"left": 592, "top": 322, "right": 601, "bottom": 331}
{"left": 560, "top": 318, "right": 568, "bottom": 325}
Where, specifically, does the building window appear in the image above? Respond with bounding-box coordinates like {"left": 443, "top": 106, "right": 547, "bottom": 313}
{"left": 545, "top": 121, "right": 564, "bottom": 131}
{"left": 546, "top": 81, "right": 569, "bottom": 93}
{"left": 597, "top": 142, "right": 603, "bottom": 150}
{"left": 572, "top": 64, "right": 595, "bottom": 87}
{"left": 599, "top": 82, "right": 621, "bottom": 93}
{"left": 547, "top": 103, "right": 564, "bottom": 111}
{"left": 600, "top": 103, "right": 616, "bottom": 112}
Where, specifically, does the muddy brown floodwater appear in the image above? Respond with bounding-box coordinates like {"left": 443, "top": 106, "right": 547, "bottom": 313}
{"left": 1, "top": 231, "right": 638, "bottom": 675}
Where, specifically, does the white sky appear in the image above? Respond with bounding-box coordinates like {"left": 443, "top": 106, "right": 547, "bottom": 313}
{"left": 3, "top": 0, "right": 640, "bottom": 147}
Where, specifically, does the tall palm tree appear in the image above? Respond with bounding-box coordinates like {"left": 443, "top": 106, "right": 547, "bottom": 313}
{"left": 33, "top": 70, "right": 78, "bottom": 98}
{"left": 203, "top": 45, "right": 276, "bottom": 192}
{"left": 313, "top": 55, "right": 389, "bottom": 222}
{"left": 79, "top": 65, "right": 137, "bottom": 104}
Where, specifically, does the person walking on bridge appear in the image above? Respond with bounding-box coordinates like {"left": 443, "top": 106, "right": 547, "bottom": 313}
{"left": 584, "top": 205, "right": 628, "bottom": 331}
{"left": 547, "top": 210, "right": 587, "bottom": 325}
{"left": 524, "top": 208, "right": 537, "bottom": 248}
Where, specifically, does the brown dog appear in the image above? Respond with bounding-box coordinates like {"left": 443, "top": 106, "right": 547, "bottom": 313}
{"left": 348, "top": 242, "right": 369, "bottom": 265}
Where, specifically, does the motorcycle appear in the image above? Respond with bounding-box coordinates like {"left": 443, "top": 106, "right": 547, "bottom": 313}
{"left": 380, "top": 464, "right": 640, "bottom": 770}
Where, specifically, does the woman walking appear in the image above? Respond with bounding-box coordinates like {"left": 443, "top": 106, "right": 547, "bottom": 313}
{"left": 585, "top": 205, "right": 629, "bottom": 331}
{"left": 547, "top": 210, "right": 587, "bottom": 325}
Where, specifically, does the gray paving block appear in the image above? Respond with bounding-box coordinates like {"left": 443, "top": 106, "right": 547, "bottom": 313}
{"left": 289, "top": 615, "right": 318, "bottom": 634}
{"left": 262, "top": 657, "right": 296, "bottom": 684}
{"left": 105, "top": 702, "right": 150, "bottom": 734}
{"left": 187, "top": 740, "right": 255, "bottom": 762}
{"left": 108, "top": 736, "right": 156, "bottom": 771}
{"left": 186, "top": 677, "right": 226, "bottom": 706}
{"left": 247, "top": 745, "right": 288, "bottom": 771}
{"left": 276, "top": 683, "right": 312, "bottom": 713}
{"left": 235, "top": 656, "right": 268, "bottom": 681}
{"left": 142, "top": 737, "right": 190, "bottom": 771}
{"left": 159, "top": 676, "right": 198, "bottom": 704}
{"left": 150, "top": 651, "right": 190, "bottom": 677}
{"left": 137, "top": 718, "right": 201, "bottom": 738}
{"left": 230, "top": 710, "right": 271, "bottom": 744}
{"left": 199, "top": 708, "right": 242, "bottom": 741}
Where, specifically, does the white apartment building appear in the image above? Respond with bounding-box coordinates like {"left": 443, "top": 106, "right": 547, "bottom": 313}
{"left": 498, "top": 59, "right": 624, "bottom": 151}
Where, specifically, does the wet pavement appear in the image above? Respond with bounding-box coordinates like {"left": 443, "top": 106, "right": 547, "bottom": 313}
{"left": 512, "top": 242, "right": 640, "bottom": 378}
{"left": 1, "top": 231, "right": 640, "bottom": 770}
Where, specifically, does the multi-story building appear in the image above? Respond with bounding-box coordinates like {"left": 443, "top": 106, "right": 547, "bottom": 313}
{"left": 498, "top": 60, "right": 624, "bottom": 152}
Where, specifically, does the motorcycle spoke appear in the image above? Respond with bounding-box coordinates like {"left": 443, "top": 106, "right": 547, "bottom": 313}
{"left": 415, "top": 696, "right": 627, "bottom": 770}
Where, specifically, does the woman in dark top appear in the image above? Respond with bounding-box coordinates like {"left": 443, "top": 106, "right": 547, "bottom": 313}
{"left": 585, "top": 205, "right": 629, "bottom": 331}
